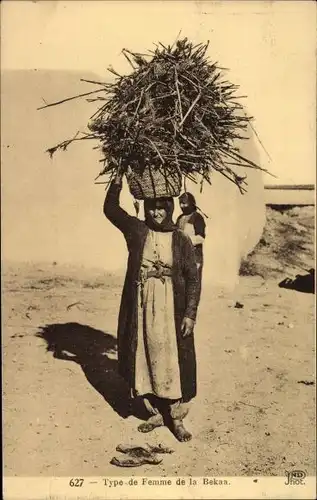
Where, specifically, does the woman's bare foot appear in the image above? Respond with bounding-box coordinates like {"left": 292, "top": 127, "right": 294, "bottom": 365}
{"left": 170, "top": 419, "right": 192, "bottom": 442}
{"left": 137, "top": 414, "right": 164, "bottom": 433}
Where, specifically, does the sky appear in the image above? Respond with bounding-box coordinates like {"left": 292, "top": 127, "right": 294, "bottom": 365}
{"left": 2, "top": 0, "right": 316, "bottom": 185}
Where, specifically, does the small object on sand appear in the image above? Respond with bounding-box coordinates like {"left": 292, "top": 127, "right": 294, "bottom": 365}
{"left": 297, "top": 380, "right": 315, "bottom": 386}
{"left": 110, "top": 444, "right": 165, "bottom": 467}
{"left": 116, "top": 444, "right": 156, "bottom": 458}
{"left": 116, "top": 443, "right": 174, "bottom": 455}
{"left": 234, "top": 301, "right": 244, "bottom": 309}
{"left": 66, "top": 301, "right": 83, "bottom": 311}
{"left": 148, "top": 443, "right": 174, "bottom": 454}
{"left": 110, "top": 455, "right": 162, "bottom": 467}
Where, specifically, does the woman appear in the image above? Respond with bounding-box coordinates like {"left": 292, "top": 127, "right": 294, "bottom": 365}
{"left": 104, "top": 169, "right": 199, "bottom": 442}
{"left": 177, "top": 192, "right": 206, "bottom": 304}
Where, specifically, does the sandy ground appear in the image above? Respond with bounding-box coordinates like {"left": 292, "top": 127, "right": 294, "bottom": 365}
{"left": 3, "top": 260, "right": 315, "bottom": 478}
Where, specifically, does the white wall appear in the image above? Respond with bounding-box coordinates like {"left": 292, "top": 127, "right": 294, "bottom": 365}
{"left": 1, "top": 1, "right": 315, "bottom": 288}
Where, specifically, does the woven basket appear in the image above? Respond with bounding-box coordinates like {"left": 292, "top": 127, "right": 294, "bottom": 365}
{"left": 126, "top": 165, "right": 182, "bottom": 200}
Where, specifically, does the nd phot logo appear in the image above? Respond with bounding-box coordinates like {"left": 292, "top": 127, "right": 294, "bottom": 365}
{"left": 285, "top": 470, "right": 306, "bottom": 486}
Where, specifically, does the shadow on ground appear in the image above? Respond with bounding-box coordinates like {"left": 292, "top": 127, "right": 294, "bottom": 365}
{"left": 36, "top": 322, "right": 149, "bottom": 421}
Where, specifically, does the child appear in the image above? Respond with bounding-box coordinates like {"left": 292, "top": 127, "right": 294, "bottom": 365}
{"left": 177, "top": 192, "right": 206, "bottom": 304}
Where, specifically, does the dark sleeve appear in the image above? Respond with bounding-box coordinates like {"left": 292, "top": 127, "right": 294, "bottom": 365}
{"left": 193, "top": 212, "right": 206, "bottom": 238}
{"left": 103, "top": 180, "right": 139, "bottom": 235}
{"left": 182, "top": 234, "right": 199, "bottom": 321}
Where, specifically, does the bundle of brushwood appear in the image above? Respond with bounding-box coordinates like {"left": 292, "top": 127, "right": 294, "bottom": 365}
{"left": 40, "top": 38, "right": 266, "bottom": 199}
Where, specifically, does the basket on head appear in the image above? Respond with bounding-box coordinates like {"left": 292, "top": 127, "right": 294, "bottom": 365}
{"left": 126, "top": 165, "right": 182, "bottom": 200}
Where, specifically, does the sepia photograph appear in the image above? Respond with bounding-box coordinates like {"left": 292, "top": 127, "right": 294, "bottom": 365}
{"left": 1, "top": 1, "right": 316, "bottom": 499}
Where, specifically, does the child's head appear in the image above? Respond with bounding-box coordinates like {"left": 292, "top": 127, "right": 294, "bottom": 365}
{"left": 179, "top": 192, "right": 196, "bottom": 214}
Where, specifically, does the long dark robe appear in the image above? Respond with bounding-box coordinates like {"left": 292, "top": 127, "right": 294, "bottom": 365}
{"left": 104, "top": 181, "right": 199, "bottom": 402}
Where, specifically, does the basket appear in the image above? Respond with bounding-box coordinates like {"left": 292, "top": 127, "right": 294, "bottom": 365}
{"left": 126, "top": 165, "right": 182, "bottom": 200}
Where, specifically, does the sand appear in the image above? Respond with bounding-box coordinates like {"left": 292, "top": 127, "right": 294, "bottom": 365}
{"left": 3, "top": 258, "right": 315, "bottom": 477}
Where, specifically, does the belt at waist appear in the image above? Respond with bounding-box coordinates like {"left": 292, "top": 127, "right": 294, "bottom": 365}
{"left": 137, "top": 262, "right": 173, "bottom": 289}
{"left": 146, "top": 268, "right": 172, "bottom": 279}
{"left": 137, "top": 266, "right": 172, "bottom": 306}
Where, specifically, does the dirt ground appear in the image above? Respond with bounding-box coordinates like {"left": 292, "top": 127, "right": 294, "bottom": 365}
{"left": 240, "top": 205, "right": 315, "bottom": 279}
{"left": 3, "top": 251, "right": 315, "bottom": 477}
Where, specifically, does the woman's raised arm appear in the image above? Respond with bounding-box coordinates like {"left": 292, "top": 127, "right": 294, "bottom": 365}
{"left": 103, "top": 171, "right": 138, "bottom": 234}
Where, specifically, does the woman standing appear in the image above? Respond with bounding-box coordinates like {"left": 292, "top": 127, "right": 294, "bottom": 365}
{"left": 104, "top": 170, "right": 199, "bottom": 442}
{"left": 177, "top": 192, "right": 206, "bottom": 305}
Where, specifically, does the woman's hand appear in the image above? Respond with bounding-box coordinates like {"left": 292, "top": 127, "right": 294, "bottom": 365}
{"left": 113, "top": 165, "right": 125, "bottom": 185}
{"left": 181, "top": 317, "right": 195, "bottom": 337}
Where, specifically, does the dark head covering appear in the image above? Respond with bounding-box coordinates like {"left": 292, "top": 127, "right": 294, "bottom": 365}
{"left": 144, "top": 197, "right": 176, "bottom": 232}
{"left": 179, "top": 192, "right": 196, "bottom": 215}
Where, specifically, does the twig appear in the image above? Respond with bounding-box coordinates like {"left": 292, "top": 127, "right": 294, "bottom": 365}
{"left": 223, "top": 148, "right": 275, "bottom": 176}
{"left": 174, "top": 67, "right": 184, "bottom": 122}
{"left": 107, "top": 66, "right": 121, "bottom": 77}
{"left": 46, "top": 133, "right": 96, "bottom": 158}
{"left": 171, "top": 29, "right": 183, "bottom": 50}
{"left": 66, "top": 301, "right": 83, "bottom": 311}
{"left": 238, "top": 401, "right": 267, "bottom": 410}
{"left": 80, "top": 78, "right": 110, "bottom": 87}
{"left": 41, "top": 37, "right": 269, "bottom": 190}
{"left": 37, "top": 89, "right": 105, "bottom": 110}
{"left": 133, "top": 89, "right": 145, "bottom": 121}
{"left": 213, "top": 166, "right": 247, "bottom": 193}
{"left": 178, "top": 132, "right": 197, "bottom": 149}
{"left": 144, "top": 138, "right": 164, "bottom": 164}
{"left": 179, "top": 92, "right": 202, "bottom": 128}
{"left": 248, "top": 117, "right": 273, "bottom": 162}
{"left": 121, "top": 49, "right": 137, "bottom": 69}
